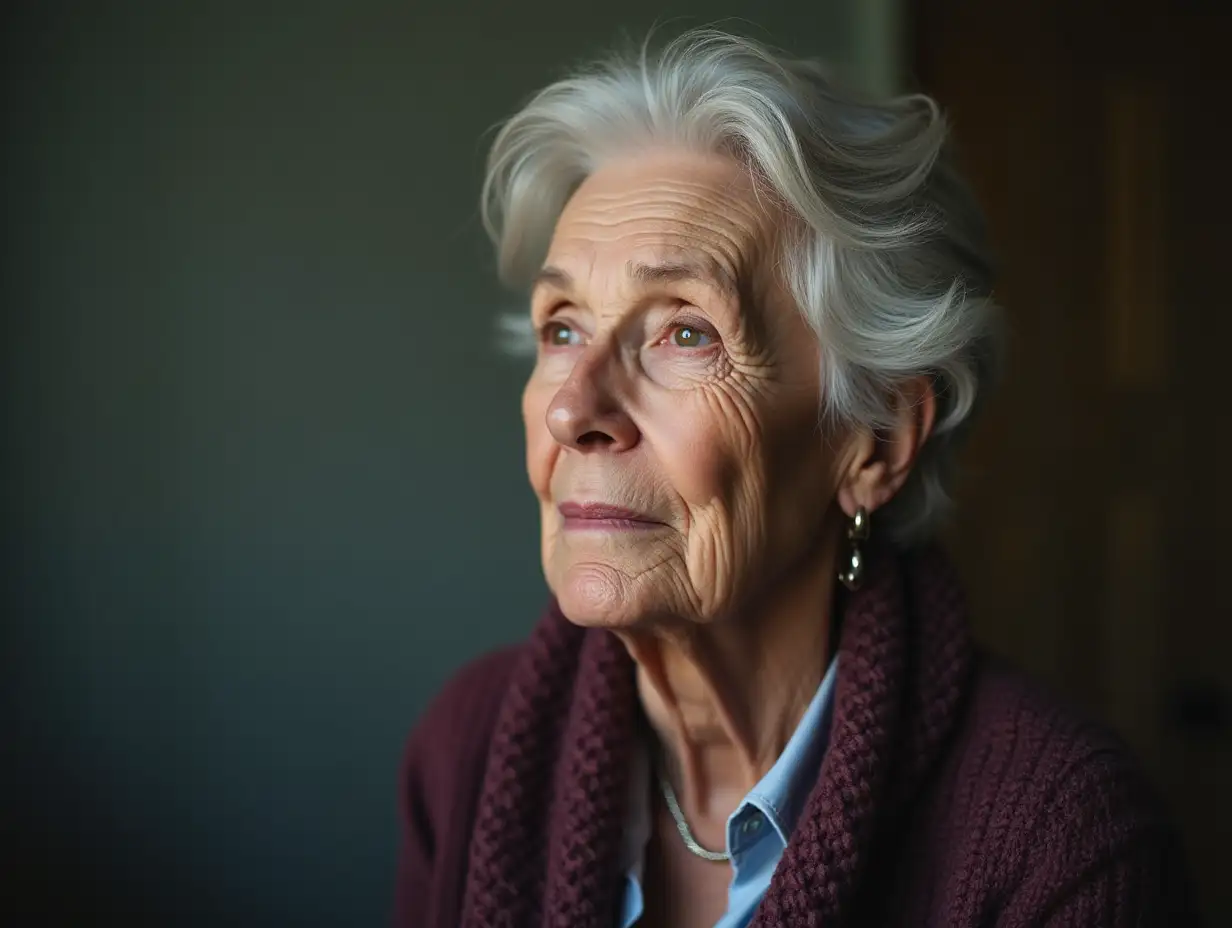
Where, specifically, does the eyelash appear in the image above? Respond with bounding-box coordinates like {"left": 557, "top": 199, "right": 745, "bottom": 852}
{"left": 536, "top": 315, "right": 719, "bottom": 350}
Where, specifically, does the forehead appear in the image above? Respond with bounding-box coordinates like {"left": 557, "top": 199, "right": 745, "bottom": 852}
{"left": 545, "top": 149, "right": 776, "bottom": 291}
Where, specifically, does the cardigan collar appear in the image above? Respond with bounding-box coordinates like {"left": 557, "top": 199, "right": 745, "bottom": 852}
{"left": 461, "top": 544, "right": 975, "bottom": 928}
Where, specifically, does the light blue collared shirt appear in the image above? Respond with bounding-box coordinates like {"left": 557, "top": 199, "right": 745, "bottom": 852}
{"left": 618, "top": 657, "right": 839, "bottom": 928}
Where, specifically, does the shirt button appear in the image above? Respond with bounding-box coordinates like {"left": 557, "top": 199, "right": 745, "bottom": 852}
{"left": 742, "top": 815, "right": 763, "bottom": 834}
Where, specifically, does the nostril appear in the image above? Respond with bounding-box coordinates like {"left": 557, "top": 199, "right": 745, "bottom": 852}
{"left": 576, "top": 430, "right": 613, "bottom": 447}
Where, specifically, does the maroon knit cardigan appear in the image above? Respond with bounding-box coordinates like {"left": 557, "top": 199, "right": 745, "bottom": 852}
{"left": 396, "top": 545, "right": 1195, "bottom": 926}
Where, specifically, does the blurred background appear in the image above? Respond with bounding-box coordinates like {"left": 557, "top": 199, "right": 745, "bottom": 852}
{"left": 3, "top": 1, "right": 1228, "bottom": 924}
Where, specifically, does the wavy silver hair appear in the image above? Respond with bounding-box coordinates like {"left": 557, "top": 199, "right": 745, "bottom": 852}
{"left": 482, "top": 29, "right": 1004, "bottom": 543}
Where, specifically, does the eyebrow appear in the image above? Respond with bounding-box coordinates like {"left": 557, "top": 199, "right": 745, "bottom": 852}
{"left": 627, "top": 259, "right": 737, "bottom": 298}
{"left": 531, "top": 266, "right": 574, "bottom": 293}
{"left": 531, "top": 256, "right": 737, "bottom": 300}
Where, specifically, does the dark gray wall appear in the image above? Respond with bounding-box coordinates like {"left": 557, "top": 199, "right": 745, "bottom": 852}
{"left": 2, "top": 3, "right": 891, "bottom": 924}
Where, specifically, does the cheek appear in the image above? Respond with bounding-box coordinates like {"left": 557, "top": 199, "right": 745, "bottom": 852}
{"left": 646, "top": 386, "right": 757, "bottom": 508}
{"left": 758, "top": 391, "right": 836, "bottom": 549}
{"left": 651, "top": 381, "right": 826, "bottom": 562}
{"left": 522, "top": 378, "right": 556, "bottom": 498}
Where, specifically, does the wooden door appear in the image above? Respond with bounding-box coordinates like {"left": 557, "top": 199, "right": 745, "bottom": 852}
{"left": 913, "top": 2, "right": 1232, "bottom": 922}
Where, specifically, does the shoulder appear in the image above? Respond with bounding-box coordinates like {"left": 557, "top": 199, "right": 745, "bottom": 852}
{"left": 412, "top": 644, "right": 524, "bottom": 737}
{"left": 956, "top": 654, "right": 1170, "bottom": 839}
{"left": 395, "top": 645, "right": 524, "bottom": 924}
{"left": 401, "top": 644, "right": 523, "bottom": 815}
{"left": 944, "top": 654, "right": 1195, "bottom": 922}
{"left": 405, "top": 644, "right": 523, "bottom": 774}
{"left": 960, "top": 655, "right": 1163, "bottom": 812}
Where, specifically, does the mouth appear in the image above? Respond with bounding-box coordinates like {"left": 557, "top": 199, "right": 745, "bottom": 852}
{"left": 557, "top": 501, "right": 665, "bottom": 531}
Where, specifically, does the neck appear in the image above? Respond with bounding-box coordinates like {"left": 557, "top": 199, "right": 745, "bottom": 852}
{"left": 617, "top": 533, "right": 841, "bottom": 821}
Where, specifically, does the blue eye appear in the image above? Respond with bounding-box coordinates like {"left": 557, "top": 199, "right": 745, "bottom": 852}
{"left": 670, "top": 325, "right": 712, "bottom": 348}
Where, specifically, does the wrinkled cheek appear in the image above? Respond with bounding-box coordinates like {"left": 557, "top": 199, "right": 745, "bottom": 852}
{"left": 523, "top": 382, "right": 561, "bottom": 589}
{"left": 541, "top": 517, "right": 560, "bottom": 593}
{"left": 522, "top": 385, "right": 556, "bottom": 501}
{"left": 683, "top": 508, "right": 746, "bottom": 612}
{"left": 649, "top": 393, "right": 763, "bottom": 612}
{"left": 657, "top": 415, "right": 736, "bottom": 506}
{"left": 525, "top": 432, "right": 557, "bottom": 501}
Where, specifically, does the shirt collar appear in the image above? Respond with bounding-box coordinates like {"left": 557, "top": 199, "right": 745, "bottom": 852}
{"left": 734, "top": 655, "right": 839, "bottom": 851}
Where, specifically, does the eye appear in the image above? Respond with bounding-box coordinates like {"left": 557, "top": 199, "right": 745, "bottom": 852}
{"left": 541, "top": 321, "right": 582, "bottom": 347}
{"left": 668, "top": 324, "right": 713, "bottom": 349}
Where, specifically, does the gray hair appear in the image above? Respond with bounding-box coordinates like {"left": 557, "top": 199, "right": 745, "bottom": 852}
{"left": 482, "top": 28, "right": 1004, "bottom": 544}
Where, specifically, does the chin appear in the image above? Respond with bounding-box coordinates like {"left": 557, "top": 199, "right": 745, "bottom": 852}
{"left": 550, "top": 562, "right": 648, "bottom": 629}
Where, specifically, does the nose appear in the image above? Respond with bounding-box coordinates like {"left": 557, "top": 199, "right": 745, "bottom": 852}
{"left": 545, "top": 349, "right": 640, "bottom": 453}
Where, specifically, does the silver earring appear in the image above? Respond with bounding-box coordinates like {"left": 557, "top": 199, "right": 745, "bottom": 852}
{"left": 837, "top": 506, "right": 870, "bottom": 591}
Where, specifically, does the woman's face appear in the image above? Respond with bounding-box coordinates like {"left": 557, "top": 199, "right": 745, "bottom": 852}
{"left": 523, "top": 148, "right": 843, "bottom": 629}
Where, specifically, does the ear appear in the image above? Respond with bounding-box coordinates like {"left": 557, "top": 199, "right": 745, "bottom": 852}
{"left": 836, "top": 376, "right": 937, "bottom": 518}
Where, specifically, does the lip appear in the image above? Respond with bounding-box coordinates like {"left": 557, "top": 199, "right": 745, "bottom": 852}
{"left": 558, "top": 501, "right": 664, "bottom": 530}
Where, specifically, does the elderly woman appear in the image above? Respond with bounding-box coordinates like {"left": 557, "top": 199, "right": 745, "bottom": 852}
{"left": 396, "top": 30, "right": 1190, "bottom": 928}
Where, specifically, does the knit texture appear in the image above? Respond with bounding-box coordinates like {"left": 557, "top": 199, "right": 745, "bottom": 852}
{"left": 396, "top": 545, "right": 1195, "bottom": 927}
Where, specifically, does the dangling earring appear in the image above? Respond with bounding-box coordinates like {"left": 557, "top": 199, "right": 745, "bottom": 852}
{"left": 837, "top": 506, "right": 870, "bottom": 591}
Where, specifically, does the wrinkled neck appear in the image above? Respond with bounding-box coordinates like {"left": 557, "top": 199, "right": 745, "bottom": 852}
{"left": 619, "top": 534, "right": 840, "bottom": 820}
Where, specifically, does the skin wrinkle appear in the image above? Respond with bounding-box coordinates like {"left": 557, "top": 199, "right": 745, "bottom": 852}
{"left": 551, "top": 180, "right": 759, "bottom": 266}
{"left": 520, "top": 146, "right": 936, "bottom": 925}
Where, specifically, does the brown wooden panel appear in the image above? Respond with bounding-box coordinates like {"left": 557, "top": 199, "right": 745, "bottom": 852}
{"left": 914, "top": 2, "right": 1232, "bottom": 921}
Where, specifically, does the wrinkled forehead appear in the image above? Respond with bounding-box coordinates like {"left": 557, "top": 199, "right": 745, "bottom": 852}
{"left": 543, "top": 151, "right": 782, "bottom": 298}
